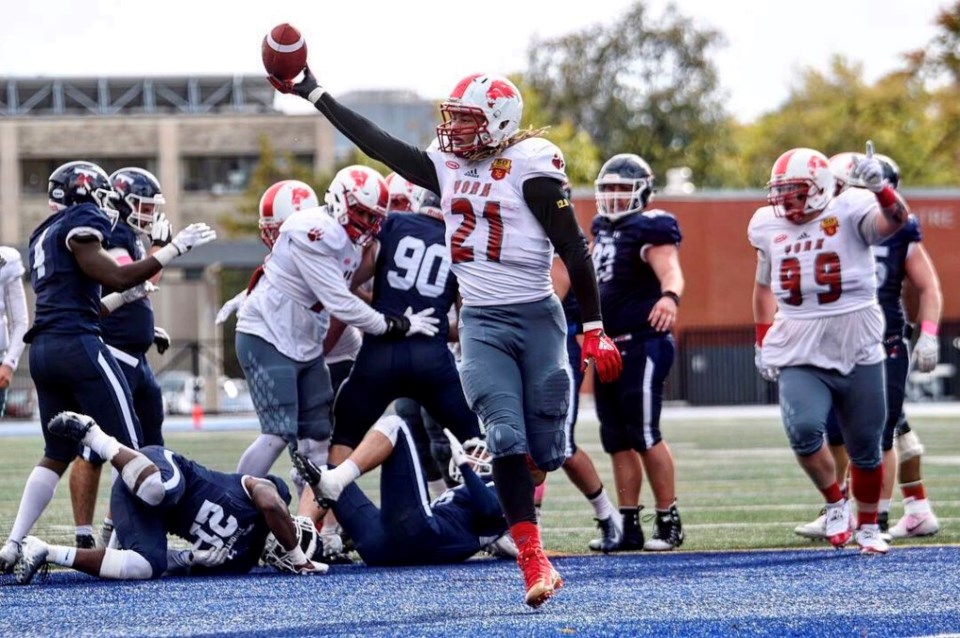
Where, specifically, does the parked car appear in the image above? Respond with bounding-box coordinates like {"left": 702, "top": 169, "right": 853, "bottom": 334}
{"left": 157, "top": 371, "right": 204, "bottom": 415}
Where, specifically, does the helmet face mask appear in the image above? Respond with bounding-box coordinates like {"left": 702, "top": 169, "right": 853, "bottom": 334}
{"left": 436, "top": 74, "right": 523, "bottom": 157}
{"left": 110, "top": 167, "right": 165, "bottom": 236}
{"left": 258, "top": 180, "right": 319, "bottom": 249}
{"left": 324, "top": 166, "right": 388, "bottom": 247}
{"left": 767, "top": 148, "right": 834, "bottom": 224}
{"left": 594, "top": 153, "right": 655, "bottom": 221}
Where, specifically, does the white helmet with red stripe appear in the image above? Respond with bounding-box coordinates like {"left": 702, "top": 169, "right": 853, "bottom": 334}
{"left": 258, "top": 180, "right": 319, "bottom": 248}
{"left": 437, "top": 73, "right": 523, "bottom": 157}
{"left": 324, "top": 165, "right": 389, "bottom": 247}
{"left": 766, "top": 148, "right": 835, "bottom": 223}
{"left": 385, "top": 173, "right": 425, "bottom": 213}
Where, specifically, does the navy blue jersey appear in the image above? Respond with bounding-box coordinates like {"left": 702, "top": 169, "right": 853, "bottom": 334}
{"left": 373, "top": 214, "right": 457, "bottom": 341}
{"left": 428, "top": 466, "right": 508, "bottom": 562}
{"left": 875, "top": 216, "right": 922, "bottom": 338}
{"left": 26, "top": 203, "right": 114, "bottom": 340}
{"left": 145, "top": 446, "right": 285, "bottom": 574}
{"left": 590, "top": 210, "right": 682, "bottom": 338}
{"left": 101, "top": 224, "right": 155, "bottom": 353}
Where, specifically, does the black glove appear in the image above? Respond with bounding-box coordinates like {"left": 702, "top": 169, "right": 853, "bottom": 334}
{"left": 153, "top": 326, "right": 171, "bottom": 355}
{"left": 267, "top": 65, "right": 321, "bottom": 101}
{"left": 383, "top": 315, "right": 411, "bottom": 338}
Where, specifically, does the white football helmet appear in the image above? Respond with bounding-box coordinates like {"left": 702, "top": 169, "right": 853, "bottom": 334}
{"left": 766, "top": 148, "right": 835, "bottom": 223}
{"left": 828, "top": 152, "right": 867, "bottom": 195}
{"left": 448, "top": 437, "right": 493, "bottom": 484}
{"left": 385, "top": 173, "right": 425, "bottom": 213}
{"left": 437, "top": 73, "right": 523, "bottom": 157}
{"left": 324, "top": 165, "right": 388, "bottom": 247}
{"left": 259, "top": 180, "right": 319, "bottom": 249}
{"left": 261, "top": 515, "right": 318, "bottom": 573}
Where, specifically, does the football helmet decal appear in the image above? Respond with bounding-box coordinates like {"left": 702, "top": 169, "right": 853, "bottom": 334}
{"left": 259, "top": 180, "right": 319, "bottom": 248}
{"left": 436, "top": 73, "right": 523, "bottom": 157}
{"left": 48, "top": 161, "right": 119, "bottom": 225}
{"left": 324, "top": 165, "right": 388, "bottom": 247}
{"left": 110, "top": 167, "right": 165, "bottom": 236}
{"left": 595, "top": 153, "right": 655, "bottom": 220}
{"left": 767, "top": 148, "right": 835, "bottom": 223}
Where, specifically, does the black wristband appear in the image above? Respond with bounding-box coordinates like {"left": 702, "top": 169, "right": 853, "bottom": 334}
{"left": 661, "top": 291, "right": 681, "bottom": 306}
{"left": 383, "top": 315, "right": 410, "bottom": 338}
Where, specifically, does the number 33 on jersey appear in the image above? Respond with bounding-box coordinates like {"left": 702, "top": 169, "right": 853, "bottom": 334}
{"left": 748, "top": 188, "right": 881, "bottom": 318}
{"left": 427, "top": 137, "right": 567, "bottom": 307}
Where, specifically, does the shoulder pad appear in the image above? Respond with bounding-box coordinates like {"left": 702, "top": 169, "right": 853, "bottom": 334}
{"left": 637, "top": 210, "right": 682, "bottom": 245}
{"left": 65, "top": 203, "right": 113, "bottom": 238}
{"left": 510, "top": 138, "right": 566, "bottom": 182}
{"left": 747, "top": 206, "right": 779, "bottom": 248}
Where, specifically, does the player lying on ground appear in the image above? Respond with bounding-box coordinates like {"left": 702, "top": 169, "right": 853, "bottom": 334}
{"left": 13, "top": 411, "right": 326, "bottom": 584}
{"left": 292, "top": 415, "right": 518, "bottom": 568}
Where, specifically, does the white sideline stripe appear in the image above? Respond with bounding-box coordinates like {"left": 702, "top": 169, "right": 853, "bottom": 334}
{"left": 97, "top": 351, "right": 140, "bottom": 449}
{"left": 266, "top": 33, "right": 304, "bottom": 53}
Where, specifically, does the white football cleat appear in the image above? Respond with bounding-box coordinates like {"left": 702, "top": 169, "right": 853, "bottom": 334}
{"left": 0, "top": 539, "right": 22, "bottom": 574}
{"left": 824, "top": 500, "right": 852, "bottom": 548}
{"left": 794, "top": 511, "right": 827, "bottom": 540}
{"left": 856, "top": 524, "right": 889, "bottom": 555}
{"left": 890, "top": 501, "right": 940, "bottom": 539}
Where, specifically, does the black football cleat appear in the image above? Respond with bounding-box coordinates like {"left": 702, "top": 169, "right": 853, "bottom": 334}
{"left": 47, "top": 411, "right": 97, "bottom": 442}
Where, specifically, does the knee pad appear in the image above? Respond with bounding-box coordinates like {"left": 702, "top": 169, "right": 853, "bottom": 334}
{"left": 531, "top": 368, "right": 570, "bottom": 423}
{"left": 99, "top": 548, "right": 155, "bottom": 580}
{"left": 896, "top": 430, "right": 924, "bottom": 462}
{"left": 297, "top": 437, "right": 330, "bottom": 468}
{"left": 121, "top": 455, "right": 164, "bottom": 506}
{"left": 485, "top": 422, "right": 525, "bottom": 457}
{"left": 372, "top": 415, "right": 404, "bottom": 446}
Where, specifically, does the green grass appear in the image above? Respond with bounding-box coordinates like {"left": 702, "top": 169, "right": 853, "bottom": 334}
{"left": 1, "top": 416, "right": 957, "bottom": 554}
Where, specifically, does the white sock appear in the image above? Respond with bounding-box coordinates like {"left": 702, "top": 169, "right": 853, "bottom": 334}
{"left": 428, "top": 478, "right": 448, "bottom": 500}
{"left": 320, "top": 460, "right": 361, "bottom": 501}
{"left": 9, "top": 466, "right": 60, "bottom": 543}
{"left": 911, "top": 498, "right": 932, "bottom": 514}
{"left": 588, "top": 487, "right": 617, "bottom": 522}
{"left": 84, "top": 425, "right": 121, "bottom": 462}
{"left": 75, "top": 525, "right": 94, "bottom": 537}
{"left": 878, "top": 498, "right": 891, "bottom": 514}
{"left": 236, "top": 434, "right": 287, "bottom": 476}
{"left": 48, "top": 545, "right": 76, "bottom": 567}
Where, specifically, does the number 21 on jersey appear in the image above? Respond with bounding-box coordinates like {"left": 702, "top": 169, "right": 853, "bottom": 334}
{"left": 450, "top": 197, "right": 504, "bottom": 264}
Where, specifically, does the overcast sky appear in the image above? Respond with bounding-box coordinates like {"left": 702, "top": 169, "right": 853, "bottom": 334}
{"left": 0, "top": 0, "right": 948, "bottom": 122}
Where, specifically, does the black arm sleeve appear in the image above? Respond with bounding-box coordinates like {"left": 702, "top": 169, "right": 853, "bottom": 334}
{"left": 315, "top": 93, "right": 440, "bottom": 194}
{"left": 522, "top": 177, "right": 603, "bottom": 327}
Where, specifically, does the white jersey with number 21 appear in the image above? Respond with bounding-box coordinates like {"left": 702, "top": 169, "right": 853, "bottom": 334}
{"left": 427, "top": 138, "right": 567, "bottom": 307}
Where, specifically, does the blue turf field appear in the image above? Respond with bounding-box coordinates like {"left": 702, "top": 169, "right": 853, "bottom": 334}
{"left": 3, "top": 546, "right": 959, "bottom": 637}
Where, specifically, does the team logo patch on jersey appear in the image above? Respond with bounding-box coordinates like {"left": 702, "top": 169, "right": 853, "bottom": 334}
{"left": 465, "top": 168, "right": 479, "bottom": 178}
{"left": 446, "top": 161, "right": 460, "bottom": 170}
{"left": 774, "top": 233, "right": 788, "bottom": 243}
{"left": 307, "top": 227, "right": 324, "bottom": 241}
{"left": 552, "top": 153, "right": 565, "bottom": 170}
{"left": 819, "top": 216, "right": 839, "bottom": 237}
{"left": 490, "top": 158, "right": 512, "bottom": 181}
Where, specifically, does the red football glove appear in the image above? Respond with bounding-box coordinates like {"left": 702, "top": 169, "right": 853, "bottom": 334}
{"left": 581, "top": 328, "right": 623, "bottom": 382}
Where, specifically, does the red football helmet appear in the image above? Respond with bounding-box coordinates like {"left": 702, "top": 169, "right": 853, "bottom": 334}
{"left": 436, "top": 73, "right": 523, "bottom": 157}
{"left": 324, "top": 166, "right": 388, "bottom": 247}
{"left": 259, "top": 180, "right": 319, "bottom": 249}
{"left": 766, "top": 148, "right": 835, "bottom": 223}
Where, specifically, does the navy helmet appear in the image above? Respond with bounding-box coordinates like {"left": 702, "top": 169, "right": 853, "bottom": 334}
{"left": 110, "top": 167, "right": 164, "bottom": 235}
{"left": 48, "top": 161, "right": 117, "bottom": 222}
{"left": 595, "top": 153, "right": 655, "bottom": 220}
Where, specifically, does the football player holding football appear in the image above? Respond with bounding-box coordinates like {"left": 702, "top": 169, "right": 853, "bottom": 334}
{"left": 271, "top": 68, "right": 622, "bottom": 607}
{"left": 750, "top": 142, "right": 908, "bottom": 555}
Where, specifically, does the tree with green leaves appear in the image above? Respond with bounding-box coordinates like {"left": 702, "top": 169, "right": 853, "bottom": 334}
{"left": 219, "top": 136, "right": 328, "bottom": 238}
{"left": 523, "top": 0, "right": 734, "bottom": 187}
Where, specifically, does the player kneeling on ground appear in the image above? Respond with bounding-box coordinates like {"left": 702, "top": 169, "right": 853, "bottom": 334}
{"left": 292, "top": 415, "right": 518, "bottom": 568}
{"left": 13, "top": 411, "right": 326, "bottom": 584}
